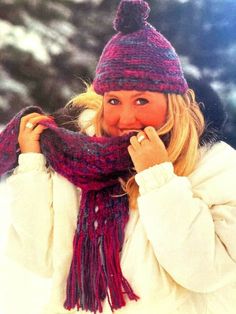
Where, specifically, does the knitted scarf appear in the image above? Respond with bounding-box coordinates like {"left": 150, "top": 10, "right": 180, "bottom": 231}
{"left": 0, "top": 106, "right": 139, "bottom": 312}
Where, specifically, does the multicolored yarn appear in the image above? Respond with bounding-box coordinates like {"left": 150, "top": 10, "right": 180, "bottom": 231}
{"left": 0, "top": 106, "right": 139, "bottom": 312}
{"left": 93, "top": 0, "right": 188, "bottom": 95}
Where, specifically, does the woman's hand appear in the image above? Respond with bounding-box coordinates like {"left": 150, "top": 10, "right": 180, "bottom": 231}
{"left": 128, "top": 126, "right": 169, "bottom": 173}
{"left": 18, "top": 113, "right": 53, "bottom": 153}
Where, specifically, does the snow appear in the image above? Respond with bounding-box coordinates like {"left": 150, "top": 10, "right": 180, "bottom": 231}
{"left": 210, "top": 81, "right": 226, "bottom": 94}
{"left": 0, "top": 69, "right": 28, "bottom": 97}
{"left": 224, "top": 84, "right": 236, "bottom": 107}
{"left": 180, "top": 56, "right": 201, "bottom": 79}
{"left": 66, "top": 0, "right": 103, "bottom": 4}
{"left": 0, "top": 20, "right": 51, "bottom": 64}
{"left": 22, "top": 12, "right": 77, "bottom": 57}
{"left": 0, "top": 10, "right": 78, "bottom": 64}
{"left": 0, "top": 96, "right": 8, "bottom": 111}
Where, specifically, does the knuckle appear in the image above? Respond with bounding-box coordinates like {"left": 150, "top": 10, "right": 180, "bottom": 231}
{"left": 33, "top": 115, "right": 47, "bottom": 122}
{"left": 145, "top": 126, "right": 153, "bottom": 133}
{"left": 137, "top": 130, "right": 144, "bottom": 136}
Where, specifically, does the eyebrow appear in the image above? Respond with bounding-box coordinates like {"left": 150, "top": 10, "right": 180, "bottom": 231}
{"left": 131, "top": 92, "right": 147, "bottom": 98}
{"left": 104, "top": 94, "right": 119, "bottom": 98}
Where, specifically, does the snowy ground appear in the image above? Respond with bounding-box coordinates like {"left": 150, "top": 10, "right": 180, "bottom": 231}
{"left": 0, "top": 181, "right": 51, "bottom": 314}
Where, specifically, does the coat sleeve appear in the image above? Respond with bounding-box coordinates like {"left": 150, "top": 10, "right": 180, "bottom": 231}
{"left": 6, "top": 153, "right": 53, "bottom": 277}
{"left": 135, "top": 142, "right": 236, "bottom": 293}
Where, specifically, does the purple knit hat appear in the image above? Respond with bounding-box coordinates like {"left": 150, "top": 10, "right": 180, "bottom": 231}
{"left": 93, "top": 0, "right": 188, "bottom": 95}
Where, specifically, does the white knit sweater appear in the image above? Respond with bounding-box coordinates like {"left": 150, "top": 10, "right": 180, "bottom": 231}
{"left": 4, "top": 121, "right": 236, "bottom": 314}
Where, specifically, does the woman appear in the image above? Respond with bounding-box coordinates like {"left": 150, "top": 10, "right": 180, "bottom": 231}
{"left": 3, "top": 0, "right": 236, "bottom": 313}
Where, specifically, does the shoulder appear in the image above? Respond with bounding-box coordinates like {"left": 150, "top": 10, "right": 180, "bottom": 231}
{"left": 189, "top": 141, "right": 236, "bottom": 205}
{"left": 192, "top": 141, "right": 236, "bottom": 175}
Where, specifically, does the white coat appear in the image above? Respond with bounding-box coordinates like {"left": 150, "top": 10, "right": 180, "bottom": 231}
{"left": 4, "top": 111, "right": 236, "bottom": 314}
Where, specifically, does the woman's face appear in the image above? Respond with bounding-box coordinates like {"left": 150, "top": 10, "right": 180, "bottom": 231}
{"left": 102, "top": 90, "right": 168, "bottom": 136}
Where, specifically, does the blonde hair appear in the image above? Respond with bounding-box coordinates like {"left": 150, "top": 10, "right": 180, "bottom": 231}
{"left": 66, "top": 85, "right": 102, "bottom": 111}
{"left": 68, "top": 86, "right": 205, "bottom": 208}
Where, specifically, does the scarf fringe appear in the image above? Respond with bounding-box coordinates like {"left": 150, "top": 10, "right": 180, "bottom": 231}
{"left": 64, "top": 225, "right": 139, "bottom": 313}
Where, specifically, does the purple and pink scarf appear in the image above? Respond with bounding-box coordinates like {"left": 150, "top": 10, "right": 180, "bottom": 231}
{"left": 0, "top": 106, "right": 139, "bottom": 312}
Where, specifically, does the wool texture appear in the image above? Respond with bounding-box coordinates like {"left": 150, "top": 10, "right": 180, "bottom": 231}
{"left": 93, "top": 0, "right": 188, "bottom": 95}
{"left": 0, "top": 106, "right": 139, "bottom": 312}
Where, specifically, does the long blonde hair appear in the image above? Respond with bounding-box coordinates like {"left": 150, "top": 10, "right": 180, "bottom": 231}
{"left": 68, "top": 85, "right": 205, "bottom": 208}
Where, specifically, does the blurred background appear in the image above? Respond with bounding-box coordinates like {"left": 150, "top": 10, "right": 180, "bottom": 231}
{"left": 0, "top": 0, "right": 236, "bottom": 147}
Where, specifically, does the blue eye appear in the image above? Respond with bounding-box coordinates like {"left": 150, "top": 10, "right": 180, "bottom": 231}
{"left": 136, "top": 98, "right": 148, "bottom": 105}
{"left": 108, "top": 98, "right": 120, "bottom": 105}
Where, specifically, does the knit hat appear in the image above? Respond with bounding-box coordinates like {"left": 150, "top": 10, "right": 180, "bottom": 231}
{"left": 93, "top": 0, "right": 188, "bottom": 95}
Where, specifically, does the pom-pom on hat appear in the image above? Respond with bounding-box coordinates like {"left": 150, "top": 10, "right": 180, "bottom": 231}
{"left": 93, "top": 0, "right": 188, "bottom": 95}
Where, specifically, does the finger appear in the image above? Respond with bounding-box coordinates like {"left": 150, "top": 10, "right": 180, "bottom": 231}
{"left": 37, "top": 117, "right": 55, "bottom": 128}
{"left": 144, "top": 127, "right": 167, "bottom": 153}
{"left": 137, "top": 130, "right": 149, "bottom": 144}
{"left": 127, "top": 144, "right": 135, "bottom": 158}
{"left": 29, "top": 115, "right": 52, "bottom": 125}
{"left": 31, "top": 124, "right": 48, "bottom": 136}
{"left": 144, "top": 126, "right": 160, "bottom": 142}
{"left": 130, "top": 136, "right": 140, "bottom": 150}
{"left": 24, "top": 116, "right": 53, "bottom": 132}
{"left": 20, "top": 113, "right": 42, "bottom": 133}
{"left": 130, "top": 131, "right": 148, "bottom": 149}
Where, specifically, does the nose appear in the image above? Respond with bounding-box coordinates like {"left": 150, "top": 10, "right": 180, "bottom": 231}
{"left": 119, "top": 104, "right": 136, "bottom": 126}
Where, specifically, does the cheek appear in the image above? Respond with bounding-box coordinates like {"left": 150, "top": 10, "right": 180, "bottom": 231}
{"left": 103, "top": 106, "right": 120, "bottom": 126}
{"left": 136, "top": 105, "right": 167, "bottom": 128}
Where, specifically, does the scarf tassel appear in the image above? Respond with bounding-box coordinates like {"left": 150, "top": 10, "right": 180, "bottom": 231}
{"left": 64, "top": 225, "right": 139, "bottom": 313}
